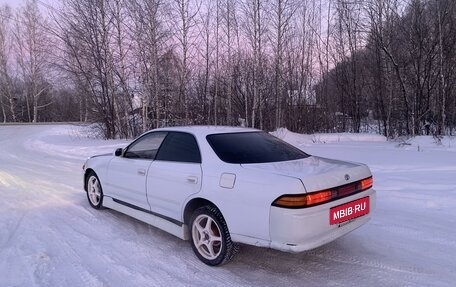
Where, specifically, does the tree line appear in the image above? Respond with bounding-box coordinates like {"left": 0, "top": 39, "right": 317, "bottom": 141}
{"left": 0, "top": 0, "right": 455, "bottom": 139}
{"left": 317, "top": 0, "right": 456, "bottom": 137}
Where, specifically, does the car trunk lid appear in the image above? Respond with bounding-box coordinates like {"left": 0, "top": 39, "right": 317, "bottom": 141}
{"left": 241, "top": 156, "right": 372, "bottom": 193}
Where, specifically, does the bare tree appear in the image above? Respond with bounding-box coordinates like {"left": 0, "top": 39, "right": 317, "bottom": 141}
{"left": 222, "top": 0, "right": 235, "bottom": 125}
{"left": 56, "top": 0, "right": 119, "bottom": 138}
{"left": 1, "top": 0, "right": 453, "bottom": 137}
{"left": 129, "top": 0, "right": 167, "bottom": 131}
{"left": 14, "top": 0, "right": 51, "bottom": 123}
{"left": 108, "top": 0, "right": 139, "bottom": 137}
{"left": 195, "top": 0, "right": 213, "bottom": 124}
{"left": 366, "top": 0, "right": 398, "bottom": 137}
{"left": 241, "top": 0, "right": 267, "bottom": 128}
{"left": 270, "top": 0, "right": 296, "bottom": 129}
{"left": 333, "top": 0, "right": 368, "bottom": 132}
{"left": 171, "top": 0, "right": 200, "bottom": 124}
{"left": 0, "top": 5, "right": 16, "bottom": 122}
{"left": 436, "top": 0, "right": 447, "bottom": 135}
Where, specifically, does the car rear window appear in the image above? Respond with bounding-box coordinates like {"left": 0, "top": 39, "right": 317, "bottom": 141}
{"left": 156, "top": 132, "right": 201, "bottom": 163}
{"left": 206, "top": 132, "right": 309, "bottom": 164}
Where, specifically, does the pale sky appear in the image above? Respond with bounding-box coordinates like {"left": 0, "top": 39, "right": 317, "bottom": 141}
{"left": 0, "top": 0, "right": 56, "bottom": 8}
{"left": 0, "top": 0, "right": 25, "bottom": 8}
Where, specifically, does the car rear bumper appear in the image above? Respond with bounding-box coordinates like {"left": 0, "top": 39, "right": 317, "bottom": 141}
{"left": 269, "top": 188, "right": 376, "bottom": 253}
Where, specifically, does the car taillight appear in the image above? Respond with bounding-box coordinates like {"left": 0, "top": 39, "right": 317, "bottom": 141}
{"left": 361, "top": 177, "right": 373, "bottom": 190}
{"left": 272, "top": 176, "right": 373, "bottom": 208}
{"left": 273, "top": 191, "right": 332, "bottom": 208}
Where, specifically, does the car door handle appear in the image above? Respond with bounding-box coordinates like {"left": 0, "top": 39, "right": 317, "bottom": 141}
{"left": 186, "top": 176, "right": 198, "bottom": 184}
{"left": 138, "top": 169, "right": 146, "bottom": 176}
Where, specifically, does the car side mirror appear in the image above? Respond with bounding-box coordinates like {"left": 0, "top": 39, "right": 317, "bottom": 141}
{"left": 115, "top": 148, "right": 123, "bottom": 157}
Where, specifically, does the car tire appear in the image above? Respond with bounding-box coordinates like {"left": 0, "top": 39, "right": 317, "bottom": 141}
{"left": 86, "top": 171, "right": 104, "bottom": 209}
{"left": 190, "top": 205, "right": 238, "bottom": 266}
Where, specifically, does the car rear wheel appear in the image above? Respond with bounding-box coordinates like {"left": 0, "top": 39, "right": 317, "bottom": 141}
{"left": 86, "top": 172, "right": 103, "bottom": 209}
{"left": 190, "top": 206, "right": 238, "bottom": 266}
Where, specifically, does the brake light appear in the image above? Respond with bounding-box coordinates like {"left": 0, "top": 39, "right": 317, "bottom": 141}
{"left": 361, "top": 177, "right": 373, "bottom": 190}
{"left": 305, "top": 191, "right": 333, "bottom": 205}
{"left": 272, "top": 176, "right": 373, "bottom": 208}
{"left": 273, "top": 195, "right": 308, "bottom": 208}
{"left": 273, "top": 191, "right": 332, "bottom": 208}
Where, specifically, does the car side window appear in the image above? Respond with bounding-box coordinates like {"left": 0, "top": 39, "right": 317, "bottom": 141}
{"left": 156, "top": 132, "right": 201, "bottom": 163}
{"left": 124, "top": 132, "right": 167, "bottom": 159}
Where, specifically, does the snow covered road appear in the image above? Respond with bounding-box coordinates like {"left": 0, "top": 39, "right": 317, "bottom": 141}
{"left": 1, "top": 125, "right": 455, "bottom": 286}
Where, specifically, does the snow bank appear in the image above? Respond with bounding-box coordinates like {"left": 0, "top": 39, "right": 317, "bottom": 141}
{"left": 397, "top": 135, "right": 456, "bottom": 152}
{"left": 23, "top": 125, "right": 128, "bottom": 159}
{"left": 272, "top": 128, "right": 456, "bottom": 152}
{"left": 272, "top": 128, "right": 387, "bottom": 146}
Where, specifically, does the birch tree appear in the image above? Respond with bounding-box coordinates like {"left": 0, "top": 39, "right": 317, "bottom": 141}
{"left": 109, "top": 0, "right": 138, "bottom": 137}
{"left": 15, "top": 0, "right": 51, "bottom": 123}
{"left": 57, "top": 0, "right": 118, "bottom": 138}
{"left": 242, "top": 0, "right": 267, "bottom": 128}
{"left": 366, "top": 0, "right": 398, "bottom": 136}
{"left": 171, "top": 0, "right": 200, "bottom": 124}
{"left": 334, "top": 0, "right": 367, "bottom": 132}
{"left": 129, "top": 0, "right": 166, "bottom": 131}
{"left": 0, "top": 5, "right": 16, "bottom": 122}
{"left": 270, "top": 0, "right": 296, "bottom": 129}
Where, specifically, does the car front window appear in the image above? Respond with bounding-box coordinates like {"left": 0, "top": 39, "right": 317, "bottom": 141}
{"left": 124, "top": 132, "right": 167, "bottom": 159}
{"left": 206, "top": 132, "right": 309, "bottom": 164}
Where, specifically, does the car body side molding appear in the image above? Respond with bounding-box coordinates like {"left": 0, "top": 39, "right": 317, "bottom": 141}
{"left": 112, "top": 198, "right": 183, "bottom": 227}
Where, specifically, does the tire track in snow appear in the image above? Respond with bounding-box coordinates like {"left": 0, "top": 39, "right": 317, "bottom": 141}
{"left": 34, "top": 211, "right": 107, "bottom": 287}
{"left": 73, "top": 206, "right": 249, "bottom": 287}
{"left": 0, "top": 211, "right": 27, "bottom": 250}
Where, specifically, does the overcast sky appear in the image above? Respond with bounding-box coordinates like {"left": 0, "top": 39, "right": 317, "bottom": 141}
{"left": 0, "top": 0, "right": 19, "bottom": 7}
{"left": 0, "top": 0, "right": 56, "bottom": 9}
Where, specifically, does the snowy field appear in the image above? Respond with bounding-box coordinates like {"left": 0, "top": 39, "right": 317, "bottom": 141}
{"left": 1, "top": 124, "right": 455, "bottom": 287}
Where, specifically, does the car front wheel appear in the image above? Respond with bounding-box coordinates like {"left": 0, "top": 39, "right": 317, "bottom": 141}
{"left": 190, "top": 206, "right": 237, "bottom": 266}
{"left": 86, "top": 172, "right": 103, "bottom": 209}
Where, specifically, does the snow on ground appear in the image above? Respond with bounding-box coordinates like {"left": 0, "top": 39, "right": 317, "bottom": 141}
{"left": 1, "top": 124, "right": 455, "bottom": 287}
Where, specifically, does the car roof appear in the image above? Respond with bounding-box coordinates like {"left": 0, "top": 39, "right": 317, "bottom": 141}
{"left": 152, "top": 125, "right": 260, "bottom": 138}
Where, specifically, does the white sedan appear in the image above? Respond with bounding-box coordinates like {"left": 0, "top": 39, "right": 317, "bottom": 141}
{"left": 83, "top": 126, "right": 376, "bottom": 266}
